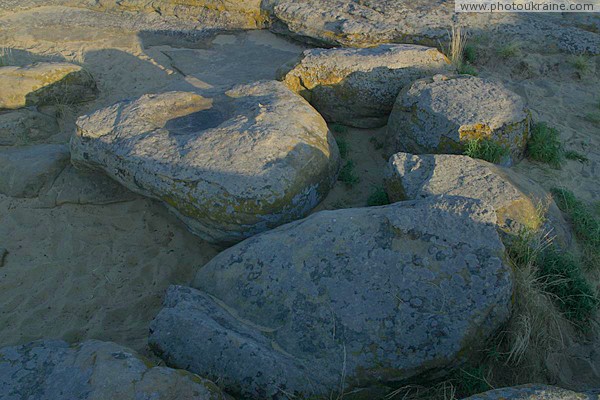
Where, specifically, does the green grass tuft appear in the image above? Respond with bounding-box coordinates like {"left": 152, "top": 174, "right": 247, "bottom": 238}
{"left": 585, "top": 112, "right": 600, "bottom": 124}
{"left": 463, "top": 45, "right": 477, "bottom": 64}
{"left": 463, "top": 138, "right": 509, "bottom": 164}
{"left": 551, "top": 188, "right": 600, "bottom": 268}
{"left": 564, "top": 150, "right": 588, "bottom": 163}
{"left": 367, "top": 187, "right": 390, "bottom": 207}
{"left": 338, "top": 160, "right": 360, "bottom": 188}
{"left": 452, "top": 366, "right": 492, "bottom": 398}
{"left": 336, "top": 137, "right": 349, "bottom": 159}
{"left": 571, "top": 55, "right": 592, "bottom": 74}
{"left": 458, "top": 63, "right": 478, "bottom": 76}
{"left": 526, "top": 122, "right": 563, "bottom": 168}
{"left": 498, "top": 42, "right": 521, "bottom": 59}
{"left": 506, "top": 228, "right": 598, "bottom": 326}
{"left": 536, "top": 248, "right": 599, "bottom": 323}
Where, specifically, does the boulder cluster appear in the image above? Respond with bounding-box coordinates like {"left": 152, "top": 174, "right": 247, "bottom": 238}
{"left": 0, "top": 2, "right": 590, "bottom": 400}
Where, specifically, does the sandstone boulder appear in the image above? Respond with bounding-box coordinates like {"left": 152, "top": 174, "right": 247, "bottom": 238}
{"left": 264, "top": 1, "right": 599, "bottom": 55}
{"left": 385, "top": 152, "right": 572, "bottom": 245}
{"left": 388, "top": 75, "right": 530, "bottom": 163}
{"left": 0, "top": 109, "right": 59, "bottom": 146}
{"left": 149, "top": 196, "right": 513, "bottom": 399}
{"left": 462, "top": 384, "right": 596, "bottom": 400}
{"left": 0, "top": 339, "right": 229, "bottom": 400}
{"left": 71, "top": 81, "right": 340, "bottom": 244}
{"left": 0, "top": 62, "right": 97, "bottom": 110}
{"left": 264, "top": 0, "right": 453, "bottom": 48}
{"left": 279, "top": 44, "right": 453, "bottom": 128}
{"left": 0, "top": 144, "right": 69, "bottom": 198}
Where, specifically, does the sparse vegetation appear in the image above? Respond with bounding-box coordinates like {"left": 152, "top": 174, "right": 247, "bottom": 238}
{"left": 551, "top": 188, "right": 600, "bottom": 268}
{"left": 497, "top": 42, "right": 521, "bottom": 59}
{"left": 338, "top": 160, "right": 360, "bottom": 188}
{"left": 336, "top": 137, "right": 349, "bottom": 159}
{"left": 367, "top": 187, "right": 389, "bottom": 207}
{"left": 526, "top": 122, "right": 563, "bottom": 168}
{"left": 369, "top": 136, "right": 385, "bottom": 150}
{"left": 0, "top": 47, "right": 13, "bottom": 66}
{"left": 564, "top": 150, "right": 588, "bottom": 163}
{"left": 463, "top": 45, "right": 477, "bottom": 64}
{"left": 464, "top": 138, "right": 508, "bottom": 164}
{"left": 536, "top": 248, "right": 598, "bottom": 323}
{"left": 458, "top": 63, "right": 478, "bottom": 76}
{"left": 442, "top": 25, "right": 477, "bottom": 76}
{"left": 571, "top": 54, "right": 592, "bottom": 75}
{"left": 585, "top": 112, "right": 600, "bottom": 124}
{"left": 331, "top": 123, "right": 349, "bottom": 134}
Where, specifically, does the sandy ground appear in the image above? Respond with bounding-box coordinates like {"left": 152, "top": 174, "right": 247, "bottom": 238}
{"left": 0, "top": 3, "right": 598, "bottom": 379}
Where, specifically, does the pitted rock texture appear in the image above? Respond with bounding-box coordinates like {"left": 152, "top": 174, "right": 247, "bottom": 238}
{"left": 388, "top": 75, "right": 530, "bottom": 163}
{"left": 264, "top": 0, "right": 454, "bottom": 48}
{"left": 0, "top": 144, "right": 69, "bottom": 198}
{"left": 149, "top": 196, "right": 513, "bottom": 399}
{"left": 279, "top": 44, "right": 453, "bottom": 128}
{"left": 0, "top": 109, "right": 59, "bottom": 146}
{"left": 0, "top": 339, "right": 229, "bottom": 400}
{"left": 0, "top": 63, "right": 97, "bottom": 110}
{"left": 0, "top": 0, "right": 268, "bottom": 29}
{"left": 461, "top": 384, "right": 596, "bottom": 399}
{"left": 385, "top": 152, "right": 572, "bottom": 246}
{"left": 71, "top": 81, "right": 340, "bottom": 244}
{"left": 263, "top": 1, "right": 599, "bottom": 54}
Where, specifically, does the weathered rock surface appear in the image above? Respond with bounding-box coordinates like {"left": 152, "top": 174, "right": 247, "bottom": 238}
{"left": 388, "top": 75, "right": 530, "bottom": 162}
{"left": 385, "top": 152, "right": 572, "bottom": 246}
{"left": 0, "top": 0, "right": 268, "bottom": 29}
{"left": 462, "top": 384, "right": 597, "bottom": 399}
{"left": 0, "top": 109, "right": 59, "bottom": 146}
{"left": 94, "top": 0, "right": 268, "bottom": 27}
{"left": 264, "top": 0, "right": 453, "bottom": 47}
{"left": 0, "top": 339, "right": 229, "bottom": 400}
{"left": 264, "top": 1, "right": 599, "bottom": 55}
{"left": 0, "top": 63, "right": 97, "bottom": 110}
{"left": 279, "top": 44, "right": 453, "bottom": 128}
{"left": 71, "top": 81, "right": 340, "bottom": 244}
{"left": 150, "top": 196, "right": 513, "bottom": 399}
{"left": 0, "top": 144, "right": 69, "bottom": 198}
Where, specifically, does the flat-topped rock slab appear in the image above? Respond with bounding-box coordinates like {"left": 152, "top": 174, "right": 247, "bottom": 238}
{"left": 388, "top": 74, "right": 530, "bottom": 162}
{"left": 149, "top": 196, "right": 513, "bottom": 399}
{"left": 0, "top": 62, "right": 97, "bottom": 110}
{"left": 0, "top": 339, "right": 229, "bottom": 400}
{"left": 280, "top": 44, "right": 453, "bottom": 128}
{"left": 71, "top": 81, "right": 340, "bottom": 244}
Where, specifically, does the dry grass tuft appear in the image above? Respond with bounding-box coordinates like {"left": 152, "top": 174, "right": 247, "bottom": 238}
{"left": 0, "top": 47, "right": 13, "bottom": 66}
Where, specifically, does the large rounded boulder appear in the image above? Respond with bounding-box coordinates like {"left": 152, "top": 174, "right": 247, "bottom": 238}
{"left": 385, "top": 152, "right": 572, "bottom": 246}
{"left": 71, "top": 81, "right": 340, "bottom": 244}
{"left": 149, "top": 196, "right": 513, "bottom": 399}
{"left": 279, "top": 44, "right": 453, "bottom": 128}
{"left": 0, "top": 339, "right": 229, "bottom": 400}
{"left": 388, "top": 75, "right": 530, "bottom": 163}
